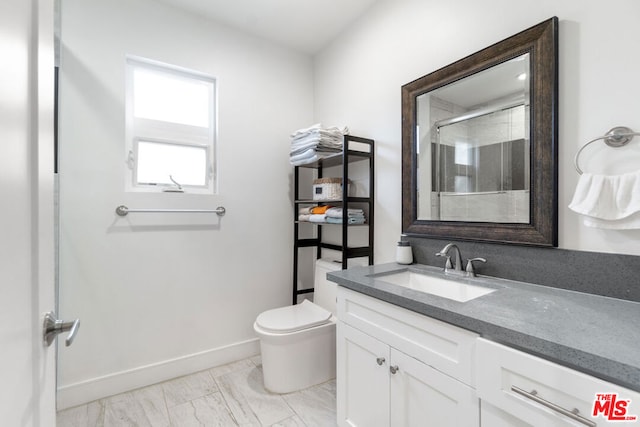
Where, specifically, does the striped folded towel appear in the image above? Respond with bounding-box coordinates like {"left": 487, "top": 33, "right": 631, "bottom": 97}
{"left": 325, "top": 216, "right": 366, "bottom": 225}
{"left": 325, "top": 207, "right": 365, "bottom": 218}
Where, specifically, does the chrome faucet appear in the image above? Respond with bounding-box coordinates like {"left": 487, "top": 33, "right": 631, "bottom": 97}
{"left": 436, "top": 243, "right": 464, "bottom": 276}
{"left": 435, "top": 243, "right": 486, "bottom": 277}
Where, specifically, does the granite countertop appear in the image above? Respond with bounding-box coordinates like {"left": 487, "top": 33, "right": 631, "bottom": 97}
{"left": 327, "top": 262, "right": 640, "bottom": 392}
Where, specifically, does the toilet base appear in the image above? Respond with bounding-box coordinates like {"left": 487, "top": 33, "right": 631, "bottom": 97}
{"left": 254, "top": 319, "right": 336, "bottom": 394}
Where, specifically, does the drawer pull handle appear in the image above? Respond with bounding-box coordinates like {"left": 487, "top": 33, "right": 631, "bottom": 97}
{"left": 376, "top": 357, "right": 385, "bottom": 366}
{"left": 390, "top": 365, "right": 399, "bottom": 374}
{"left": 511, "top": 386, "right": 596, "bottom": 427}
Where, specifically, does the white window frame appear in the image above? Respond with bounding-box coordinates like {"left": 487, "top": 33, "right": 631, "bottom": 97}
{"left": 125, "top": 56, "right": 217, "bottom": 194}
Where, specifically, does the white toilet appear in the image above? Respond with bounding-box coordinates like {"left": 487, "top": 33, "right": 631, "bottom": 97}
{"left": 254, "top": 258, "right": 342, "bottom": 394}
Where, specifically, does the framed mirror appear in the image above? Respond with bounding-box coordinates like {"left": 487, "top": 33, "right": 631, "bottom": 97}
{"left": 402, "top": 17, "right": 558, "bottom": 246}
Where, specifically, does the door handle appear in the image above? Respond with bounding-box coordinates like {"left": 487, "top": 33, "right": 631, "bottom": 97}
{"left": 43, "top": 311, "right": 80, "bottom": 347}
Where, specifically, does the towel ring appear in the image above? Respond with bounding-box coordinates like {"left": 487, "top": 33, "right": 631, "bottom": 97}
{"left": 574, "top": 126, "right": 640, "bottom": 174}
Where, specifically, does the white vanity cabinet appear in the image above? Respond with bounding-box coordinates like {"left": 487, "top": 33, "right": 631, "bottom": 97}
{"left": 336, "top": 287, "right": 480, "bottom": 427}
{"left": 476, "top": 338, "right": 640, "bottom": 426}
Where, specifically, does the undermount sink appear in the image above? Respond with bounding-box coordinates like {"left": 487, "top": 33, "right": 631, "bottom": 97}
{"left": 371, "top": 270, "right": 496, "bottom": 302}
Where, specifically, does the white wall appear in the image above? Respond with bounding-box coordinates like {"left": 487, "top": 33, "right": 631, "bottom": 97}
{"left": 314, "top": 0, "right": 640, "bottom": 258}
{"left": 57, "top": 0, "right": 313, "bottom": 407}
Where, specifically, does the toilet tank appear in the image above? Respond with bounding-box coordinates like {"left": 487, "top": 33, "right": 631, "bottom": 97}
{"left": 313, "top": 259, "right": 342, "bottom": 314}
{"left": 314, "top": 258, "right": 366, "bottom": 314}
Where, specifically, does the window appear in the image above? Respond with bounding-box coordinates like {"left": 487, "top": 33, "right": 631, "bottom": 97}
{"left": 126, "top": 57, "right": 217, "bottom": 193}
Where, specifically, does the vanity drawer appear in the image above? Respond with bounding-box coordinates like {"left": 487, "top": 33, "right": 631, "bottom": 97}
{"left": 476, "top": 338, "right": 640, "bottom": 426}
{"left": 337, "top": 287, "right": 478, "bottom": 385}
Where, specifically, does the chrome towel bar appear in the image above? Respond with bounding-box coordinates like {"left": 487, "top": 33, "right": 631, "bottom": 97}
{"left": 115, "top": 205, "right": 226, "bottom": 217}
{"left": 574, "top": 126, "right": 640, "bottom": 175}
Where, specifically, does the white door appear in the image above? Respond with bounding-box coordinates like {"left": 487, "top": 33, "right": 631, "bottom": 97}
{"left": 337, "top": 323, "right": 390, "bottom": 427}
{"left": 389, "top": 348, "right": 479, "bottom": 426}
{"left": 0, "top": 0, "right": 57, "bottom": 424}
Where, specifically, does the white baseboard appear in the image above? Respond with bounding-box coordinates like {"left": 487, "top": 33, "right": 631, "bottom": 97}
{"left": 57, "top": 338, "right": 260, "bottom": 410}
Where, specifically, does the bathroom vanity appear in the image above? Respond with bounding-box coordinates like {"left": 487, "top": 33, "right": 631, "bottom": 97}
{"left": 329, "top": 263, "right": 640, "bottom": 426}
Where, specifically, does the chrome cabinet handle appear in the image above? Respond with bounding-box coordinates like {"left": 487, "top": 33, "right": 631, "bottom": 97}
{"left": 43, "top": 312, "right": 81, "bottom": 347}
{"left": 511, "top": 386, "right": 596, "bottom": 427}
{"left": 376, "top": 357, "right": 386, "bottom": 366}
{"left": 390, "top": 365, "right": 399, "bottom": 374}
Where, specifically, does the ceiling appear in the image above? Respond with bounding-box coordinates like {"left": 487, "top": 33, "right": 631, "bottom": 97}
{"left": 153, "top": 0, "right": 379, "bottom": 54}
{"left": 435, "top": 53, "right": 530, "bottom": 109}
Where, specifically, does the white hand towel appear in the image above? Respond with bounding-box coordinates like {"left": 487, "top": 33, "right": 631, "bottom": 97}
{"left": 568, "top": 170, "right": 640, "bottom": 228}
{"left": 582, "top": 212, "right": 640, "bottom": 229}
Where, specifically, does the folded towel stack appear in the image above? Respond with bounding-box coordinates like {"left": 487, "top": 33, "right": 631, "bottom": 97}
{"left": 290, "top": 123, "right": 349, "bottom": 166}
{"left": 298, "top": 206, "right": 366, "bottom": 224}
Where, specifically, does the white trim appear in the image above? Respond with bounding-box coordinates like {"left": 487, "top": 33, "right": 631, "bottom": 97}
{"left": 56, "top": 338, "right": 260, "bottom": 410}
{"left": 126, "top": 54, "right": 217, "bottom": 82}
{"left": 133, "top": 137, "right": 211, "bottom": 191}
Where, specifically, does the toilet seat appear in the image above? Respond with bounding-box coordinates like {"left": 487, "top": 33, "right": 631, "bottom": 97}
{"left": 255, "top": 300, "right": 332, "bottom": 334}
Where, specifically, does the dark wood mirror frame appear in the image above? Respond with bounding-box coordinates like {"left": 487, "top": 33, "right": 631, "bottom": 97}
{"left": 402, "top": 17, "right": 558, "bottom": 247}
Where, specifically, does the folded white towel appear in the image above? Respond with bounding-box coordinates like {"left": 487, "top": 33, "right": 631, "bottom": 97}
{"left": 289, "top": 148, "right": 317, "bottom": 163}
{"left": 290, "top": 154, "right": 319, "bottom": 166}
{"left": 291, "top": 132, "right": 344, "bottom": 146}
{"left": 569, "top": 171, "right": 640, "bottom": 219}
{"left": 582, "top": 211, "right": 640, "bottom": 229}
{"left": 289, "top": 124, "right": 349, "bottom": 166}
{"left": 290, "top": 123, "right": 322, "bottom": 138}
{"left": 289, "top": 148, "right": 341, "bottom": 165}
{"left": 291, "top": 135, "right": 342, "bottom": 151}
{"left": 290, "top": 123, "right": 349, "bottom": 139}
{"left": 308, "top": 214, "right": 327, "bottom": 223}
{"left": 290, "top": 140, "right": 340, "bottom": 156}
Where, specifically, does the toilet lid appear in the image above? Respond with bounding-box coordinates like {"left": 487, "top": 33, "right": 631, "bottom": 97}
{"left": 256, "top": 300, "right": 332, "bottom": 333}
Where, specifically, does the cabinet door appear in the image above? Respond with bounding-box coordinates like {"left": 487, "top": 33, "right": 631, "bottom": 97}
{"left": 390, "top": 348, "right": 479, "bottom": 427}
{"left": 337, "top": 322, "right": 390, "bottom": 427}
{"left": 481, "top": 400, "right": 533, "bottom": 426}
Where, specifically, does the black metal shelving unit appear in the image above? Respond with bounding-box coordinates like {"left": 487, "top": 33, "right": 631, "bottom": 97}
{"left": 292, "top": 135, "right": 374, "bottom": 304}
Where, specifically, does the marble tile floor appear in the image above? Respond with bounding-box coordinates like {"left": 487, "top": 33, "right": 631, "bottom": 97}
{"left": 57, "top": 355, "right": 338, "bottom": 427}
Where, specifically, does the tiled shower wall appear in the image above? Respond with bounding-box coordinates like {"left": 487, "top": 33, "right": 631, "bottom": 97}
{"left": 439, "top": 190, "right": 529, "bottom": 223}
